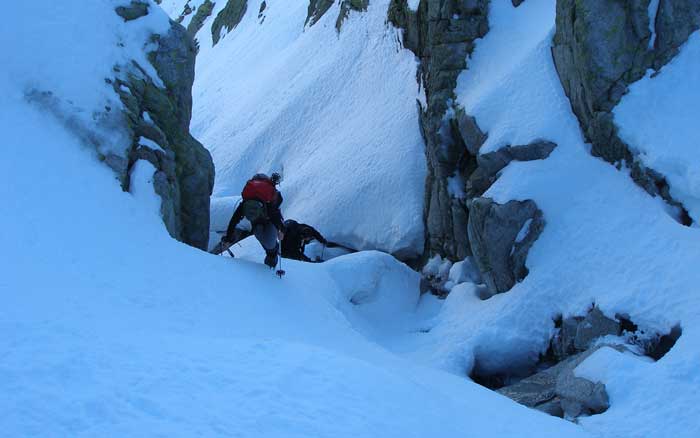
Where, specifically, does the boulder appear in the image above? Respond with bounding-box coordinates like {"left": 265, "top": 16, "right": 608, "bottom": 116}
{"left": 497, "top": 346, "right": 613, "bottom": 419}
{"left": 467, "top": 198, "right": 544, "bottom": 295}
{"left": 550, "top": 307, "right": 621, "bottom": 360}
{"left": 574, "top": 307, "right": 621, "bottom": 351}
{"left": 556, "top": 371, "right": 609, "bottom": 418}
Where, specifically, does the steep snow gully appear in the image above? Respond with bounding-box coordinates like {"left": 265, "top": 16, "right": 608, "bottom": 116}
{"left": 3, "top": 0, "right": 700, "bottom": 437}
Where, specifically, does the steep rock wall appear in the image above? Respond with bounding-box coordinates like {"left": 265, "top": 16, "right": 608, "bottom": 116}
{"left": 389, "top": 0, "right": 490, "bottom": 262}
{"left": 552, "top": 0, "right": 700, "bottom": 223}
{"left": 114, "top": 2, "right": 215, "bottom": 249}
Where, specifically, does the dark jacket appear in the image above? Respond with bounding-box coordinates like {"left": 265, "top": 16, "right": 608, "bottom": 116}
{"left": 281, "top": 219, "right": 326, "bottom": 261}
{"left": 225, "top": 191, "right": 284, "bottom": 242}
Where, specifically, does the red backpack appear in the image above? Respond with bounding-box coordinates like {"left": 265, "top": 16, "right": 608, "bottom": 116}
{"left": 241, "top": 178, "right": 277, "bottom": 203}
{"left": 240, "top": 177, "right": 277, "bottom": 223}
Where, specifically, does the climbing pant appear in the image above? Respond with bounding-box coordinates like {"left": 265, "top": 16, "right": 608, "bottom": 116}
{"left": 254, "top": 222, "right": 278, "bottom": 252}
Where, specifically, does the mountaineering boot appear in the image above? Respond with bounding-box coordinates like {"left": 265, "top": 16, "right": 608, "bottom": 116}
{"left": 264, "top": 248, "right": 278, "bottom": 268}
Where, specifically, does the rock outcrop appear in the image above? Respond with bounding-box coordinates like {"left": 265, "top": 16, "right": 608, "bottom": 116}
{"left": 306, "top": 0, "right": 335, "bottom": 26}
{"left": 466, "top": 141, "right": 556, "bottom": 199}
{"left": 388, "top": 0, "right": 489, "bottom": 262}
{"left": 336, "top": 0, "right": 370, "bottom": 30}
{"left": 187, "top": 0, "right": 216, "bottom": 37}
{"left": 113, "top": 2, "right": 214, "bottom": 250}
{"left": 212, "top": 0, "right": 248, "bottom": 45}
{"left": 305, "top": 0, "right": 370, "bottom": 31}
{"left": 487, "top": 308, "right": 681, "bottom": 419}
{"left": 498, "top": 346, "right": 612, "bottom": 419}
{"left": 552, "top": 0, "right": 700, "bottom": 222}
{"left": 550, "top": 308, "right": 622, "bottom": 360}
{"left": 467, "top": 198, "right": 545, "bottom": 296}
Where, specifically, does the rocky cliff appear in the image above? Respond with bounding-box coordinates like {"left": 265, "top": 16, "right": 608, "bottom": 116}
{"left": 552, "top": 0, "right": 700, "bottom": 224}
{"left": 114, "top": 1, "right": 215, "bottom": 250}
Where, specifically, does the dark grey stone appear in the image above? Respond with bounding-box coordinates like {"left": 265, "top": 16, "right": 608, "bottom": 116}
{"left": 456, "top": 109, "right": 487, "bottom": 155}
{"left": 574, "top": 307, "right": 621, "bottom": 351}
{"left": 467, "top": 198, "right": 545, "bottom": 294}
{"left": 497, "top": 346, "right": 613, "bottom": 420}
{"left": 467, "top": 140, "right": 556, "bottom": 199}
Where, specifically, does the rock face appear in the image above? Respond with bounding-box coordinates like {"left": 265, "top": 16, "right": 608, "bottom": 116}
{"left": 498, "top": 346, "right": 612, "bottom": 419}
{"left": 552, "top": 0, "right": 700, "bottom": 218}
{"left": 466, "top": 141, "right": 556, "bottom": 199}
{"left": 112, "top": 2, "right": 214, "bottom": 250}
{"left": 306, "top": 0, "right": 335, "bottom": 26}
{"left": 481, "top": 307, "right": 682, "bottom": 420}
{"left": 388, "top": 0, "right": 489, "bottom": 262}
{"left": 551, "top": 308, "right": 622, "bottom": 360}
{"left": 467, "top": 198, "right": 545, "bottom": 296}
{"left": 336, "top": 0, "right": 370, "bottom": 30}
{"left": 305, "top": 0, "right": 370, "bottom": 31}
{"left": 494, "top": 308, "right": 622, "bottom": 418}
{"left": 187, "top": 0, "right": 216, "bottom": 37}
{"left": 212, "top": 0, "right": 248, "bottom": 45}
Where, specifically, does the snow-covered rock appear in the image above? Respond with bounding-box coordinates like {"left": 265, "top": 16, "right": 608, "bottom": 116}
{"left": 467, "top": 198, "right": 544, "bottom": 295}
{"left": 13, "top": 0, "right": 214, "bottom": 249}
{"left": 552, "top": 0, "right": 700, "bottom": 221}
{"left": 389, "top": 0, "right": 490, "bottom": 260}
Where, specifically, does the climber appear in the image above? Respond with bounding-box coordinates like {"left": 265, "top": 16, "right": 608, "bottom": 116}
{"left": 220, "top": 172, "right": 285, "bottom": 269}
{"left": 281, "top": 219, "right": 327, "bottom": 262}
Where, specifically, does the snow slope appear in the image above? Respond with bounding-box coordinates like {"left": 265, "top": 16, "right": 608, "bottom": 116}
{"left": 1, "top": 1, "right": 589, "bottom": 436}
{"left": 175, "top": 0, "right": 427, "bottom": 257}
{"left": 409, "top": 1, "right": 700, "bottom": 437}
{"left": 615, "top": 31, "right": 700, "bottom": 223}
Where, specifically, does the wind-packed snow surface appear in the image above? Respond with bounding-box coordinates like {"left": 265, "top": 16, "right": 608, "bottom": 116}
{"left": 423, "top": 1, "right": 700, "bottom": 437}
{"left": 178, "top": 0, "right": 427, "bottom": 258}
{"left": 615, "top": 31, "right": 700, "bottom": 222}
{"left": 0, "top": 1, "right": 592, "bottom": 436}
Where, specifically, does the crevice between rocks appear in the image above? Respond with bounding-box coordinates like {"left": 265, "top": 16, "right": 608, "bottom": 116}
{"left": 470, "top": 306, "right": 682, "bottom": 420}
